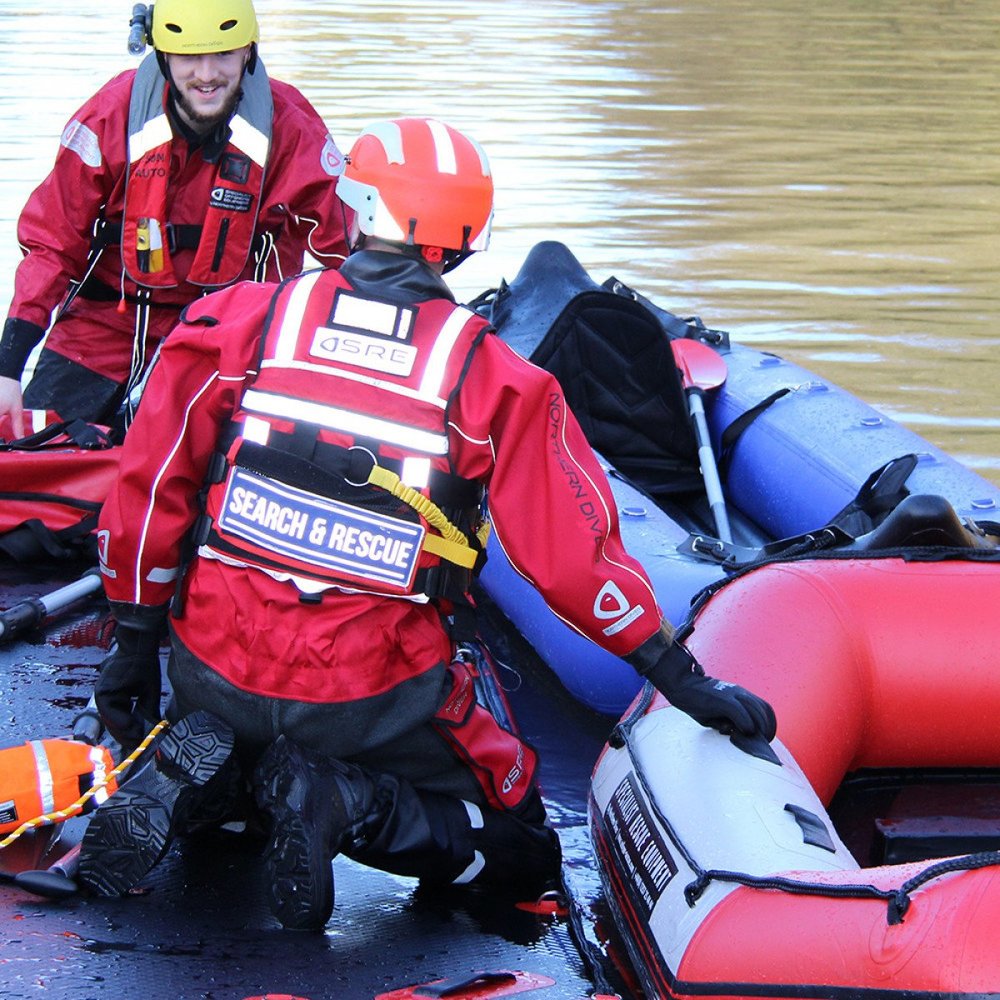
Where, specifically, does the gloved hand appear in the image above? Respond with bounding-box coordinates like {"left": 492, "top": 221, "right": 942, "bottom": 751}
{"left": 627, "top": 632, "right": 777, "bottom": 742}
{"left": 94, "top": 624, "right": 163, "bottom": 753}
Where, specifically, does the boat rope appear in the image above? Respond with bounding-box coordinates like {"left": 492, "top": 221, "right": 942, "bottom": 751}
{"left": 0, "top": 719, "right": 169, "bottom": 850}
{"left": 683, "top": 848, "right": 1000, "bottom": 926}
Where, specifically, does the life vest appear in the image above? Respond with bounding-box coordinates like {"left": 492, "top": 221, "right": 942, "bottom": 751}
{"left": 197, "top": 268, "right": 489, "bottom": 600}
{"left": 119, "top": 53, "right": 273, "bottom": 289}
{"left": 0, "top": 739, "right": 117, "bottom": 834}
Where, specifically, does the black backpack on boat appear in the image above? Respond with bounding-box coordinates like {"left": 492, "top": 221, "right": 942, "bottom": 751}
{"left": 483, "top": 240, "right": 704, "bottom": 501}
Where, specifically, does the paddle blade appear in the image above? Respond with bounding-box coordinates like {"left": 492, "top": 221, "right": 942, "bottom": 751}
{"left": 671, "top": 338, "right": 728, "bottom": 391}
{"left": 12, "top": 869, "right": 78, "bottom": 899}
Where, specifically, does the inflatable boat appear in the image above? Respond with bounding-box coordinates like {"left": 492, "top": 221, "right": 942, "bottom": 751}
{"left": 477, "top": 241, "right": 1000, "bottom": 715}
{"left": 590, "top": 553, "right": 1000, "bottom": 999}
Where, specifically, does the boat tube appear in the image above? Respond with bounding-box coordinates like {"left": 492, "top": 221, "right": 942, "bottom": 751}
{"left": 590, "top": 553, "right": 1000, "bottom": 999}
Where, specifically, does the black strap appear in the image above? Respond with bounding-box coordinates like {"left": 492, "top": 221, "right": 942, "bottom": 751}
{"left": 828, "top": 454, "right": 919, "bottom": 537}
{"left": 0, "top": 419, "right": 113, "bottom": 452}
{"left": 92, "top": 220, "right": 203, "bottom": 253}
{"left": 717, "top": 386, "right": 792, "bottom": 484}
{"left": 237, "top": 428, "right": 484, "bottom": 509}
{"left": 0, "top": 515, "right": 99, "bottom": 563}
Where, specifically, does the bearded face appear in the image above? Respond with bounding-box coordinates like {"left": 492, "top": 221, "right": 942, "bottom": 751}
{"left": 164, "top": 48, "right": 250, "bottom": 134}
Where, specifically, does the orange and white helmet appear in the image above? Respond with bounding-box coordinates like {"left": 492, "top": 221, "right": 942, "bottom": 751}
{"left": 338, "top": 118, "right": 493, "bottom": 266}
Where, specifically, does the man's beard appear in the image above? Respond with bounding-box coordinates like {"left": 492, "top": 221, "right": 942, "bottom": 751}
{"left": 173, "top": 83, "right": 242, "bottom": 133}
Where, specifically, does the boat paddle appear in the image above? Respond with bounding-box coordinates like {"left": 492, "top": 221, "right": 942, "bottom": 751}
{"left": 671, "top": 338, "right": 733, "bottom": 543}
{"left": 0, "top": 568, "right": 104, "bottom": 644}
{"left": 0, "top": 842, "right": 82, "bottom": 900}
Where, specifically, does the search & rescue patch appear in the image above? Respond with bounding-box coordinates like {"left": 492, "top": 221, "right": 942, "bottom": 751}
{"left": 217, "top": 468, "right": 425, "bottom": 589}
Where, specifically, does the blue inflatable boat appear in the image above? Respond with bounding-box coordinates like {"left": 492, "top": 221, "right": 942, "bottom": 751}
{"left": 476, "top": 242, "right": 1000, "bottom": 716}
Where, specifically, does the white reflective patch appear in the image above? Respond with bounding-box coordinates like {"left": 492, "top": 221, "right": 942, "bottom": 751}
{"left": 419, "top": 307, "right": 472, "bottom": 399}
{"left": 594, "top": 580, "right": 629, "bottom": 619}
{"left": 274, "top": 270, "right": 323, "bottom": 362}
{"left": 129, "top": 113, "right": 172, "bottom": 161}
{"left": 89, "top": 746, "right": 111, "bottom": 804}
{"left": 30, "top": 740, "right": 56, "bottom": 814}
{"left": 241, "top": 415, "right": 271, "bottom": 444}
{"left": 360, "top": 120, "right": 404, "bottom": 164}
{"left": 146, "top": 566, "right": 178, "bottom": 584}
{"left": 462, "top": 799, "right": 485, "bottom": 830}
{"left": 401, "top": 456, "right": 431, "bottom": 489}
{"left": 61, "top": 118, "right": 102, "bottom": 169}
{"left": 331, "top": 293, "right": 415, "bottom": 340}
{"left": 311, "top": 327, "right": 416, "bottom": 378}
{"left": 453, "top": 850, "right": 486, "bottom": 885}
{"left": 595, "top": 580, "right": 646, "bottom": 636}
{"left": 320, "top": 134, "right": 344, "bottom": 176}
{"left": 241, "top": 389, "right": 450, "bottom": 455}
{"left": 427, "top": 118, "right": 457, "bottom": 174}
{"left": 229, "top": 114, "right": 270, "bottom": 167}
{"left": 373, "top": 198, "right": 405, "bottom": 241}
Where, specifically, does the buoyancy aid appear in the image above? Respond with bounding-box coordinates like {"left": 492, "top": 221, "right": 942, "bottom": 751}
{"left": 0, "top": 739, "right": 117, "bottom": 835}
{"left": 120, "top": 53, "right": 273, "bottom": 290}
{"left": 198, "top": 267, "right": 490, "bottom": 600}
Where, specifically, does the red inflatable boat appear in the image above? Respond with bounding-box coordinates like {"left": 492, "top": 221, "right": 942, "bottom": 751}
{"left": 591, "top": 551, "right": 1000, "bottom": 999}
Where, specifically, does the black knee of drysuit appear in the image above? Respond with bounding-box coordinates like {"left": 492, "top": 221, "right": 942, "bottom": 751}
{"left": 346, "top": 770, "right": 561, "bottom": 893}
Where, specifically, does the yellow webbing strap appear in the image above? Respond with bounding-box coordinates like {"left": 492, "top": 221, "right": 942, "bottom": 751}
{"left": 367, "top": 465, "right": 479, "bottom": 570}
{"left": 0, "top": 719, "right": 170, "bottom": 849}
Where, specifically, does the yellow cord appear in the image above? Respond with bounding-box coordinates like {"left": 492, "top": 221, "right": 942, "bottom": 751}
{"left": 0, "top": 719, "right": 170, "bottom": 850}
{"left": 367, "top": 465, "right": 470, "bottom": 545}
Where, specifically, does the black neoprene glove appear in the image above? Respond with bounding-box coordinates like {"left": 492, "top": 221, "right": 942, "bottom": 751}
{"left": 0, "top": 317, "right": 46, "bottom": 381}
{"left": 94, "top": 624, "right": 163, "bottom": 753}
{"left": 626, "top": 628, "right": 777, "bottom": 742}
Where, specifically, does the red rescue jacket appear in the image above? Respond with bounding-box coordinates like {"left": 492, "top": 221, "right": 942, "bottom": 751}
{"left": 98, "top": 253, "right": 662, "bottom": 704}
{"left": 6, "top": 59, "right": 349, "bottom": 382}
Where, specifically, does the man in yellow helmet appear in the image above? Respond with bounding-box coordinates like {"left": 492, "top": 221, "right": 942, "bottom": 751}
{"left": 0, "top": 0, "right": 351, "bottom": 437}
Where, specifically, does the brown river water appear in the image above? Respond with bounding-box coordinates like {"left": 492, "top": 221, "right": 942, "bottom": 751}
{"left": 1, "top": 0, "right": 997, "bottom": 480}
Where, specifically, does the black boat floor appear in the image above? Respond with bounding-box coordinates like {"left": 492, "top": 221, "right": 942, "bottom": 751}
{"left": 0, "top": 568, "right": 635, "bottom": 1000}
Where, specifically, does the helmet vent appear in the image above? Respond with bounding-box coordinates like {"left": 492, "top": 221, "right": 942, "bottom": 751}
{"left": 165, "top": 22, "right": 183, "bottom": 33}
{"left": 220, "top": 19, "right": 238, "bottom": 31}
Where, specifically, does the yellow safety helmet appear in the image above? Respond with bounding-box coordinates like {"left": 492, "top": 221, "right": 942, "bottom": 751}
{"left": 151, "top": 0, "right": 260, "bottom": 55}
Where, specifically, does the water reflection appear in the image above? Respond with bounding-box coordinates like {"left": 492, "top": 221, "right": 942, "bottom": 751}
{"left": 0, "top": 0, "right": 996, "bottom": 477}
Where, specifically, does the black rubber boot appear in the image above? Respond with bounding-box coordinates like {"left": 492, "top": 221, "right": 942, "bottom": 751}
{"left": 252, "top": 737, "right": 387, "bottom": 931}
{"left": 253, "top": 741, "right": 561, "bottom": 928}
{"left": 78, "top": 710, "right": 237, "bottom": 897}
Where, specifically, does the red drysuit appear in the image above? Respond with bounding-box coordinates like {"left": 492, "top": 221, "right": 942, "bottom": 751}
{"left": 2, "top": 57, "right": 349, "bottom": 387}
{"left": 98, "top": 251, "right": 664, "bottom": 710}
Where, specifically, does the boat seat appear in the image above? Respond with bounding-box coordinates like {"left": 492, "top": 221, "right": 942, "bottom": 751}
{"left": 852, "top": 493, "right": 987, "bottom": 550}
{"left": 488, "top": 241, "right": 702, "bottom": 499}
